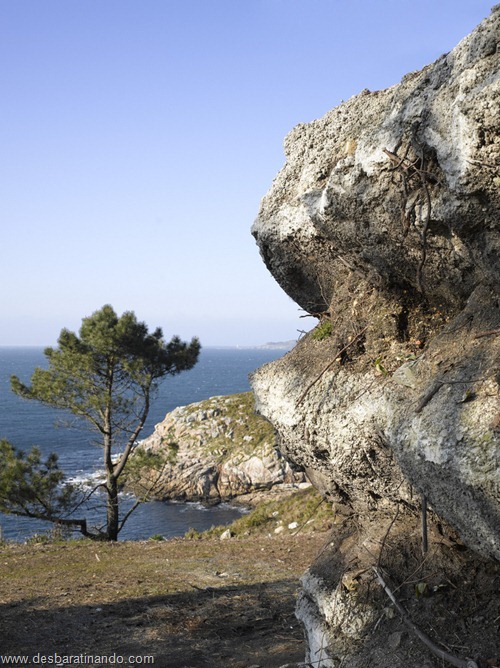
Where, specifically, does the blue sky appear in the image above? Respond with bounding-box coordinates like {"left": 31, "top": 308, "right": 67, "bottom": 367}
{"left": 0, "top": 1, "right": 493, "bottom": 346}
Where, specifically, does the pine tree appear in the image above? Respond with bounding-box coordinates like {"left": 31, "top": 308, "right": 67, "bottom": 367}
{"left": 8, "top": 304, "right": 200, "bottom": 540}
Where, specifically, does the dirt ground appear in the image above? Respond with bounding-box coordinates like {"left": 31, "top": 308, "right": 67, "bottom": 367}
{"left": 0, "top": 533, "right": 327, "bottom": 667}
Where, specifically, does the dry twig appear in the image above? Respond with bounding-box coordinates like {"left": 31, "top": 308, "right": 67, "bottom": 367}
{"left": 474, "top": 329, "right": 500, "bottom": 339}
{"left": 415, "top": 381, "right": 444, "bottom": 414}
{"left": 384, "top": 145, "right": 439, "bottom": 296}
{"left": 372, "top": 566, "right": 480, "bottom": 668}
{"left": 377, "top": 505, "right": 400, "bottom": 568}
{"left": 421, "top": 494, "right": 428, "bottom": 555}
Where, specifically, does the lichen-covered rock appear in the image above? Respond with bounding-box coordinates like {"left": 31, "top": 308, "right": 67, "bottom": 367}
{"left": 128, "top": 392, "right": 304, "bottom": 502}
{"left": 251, "top": 7, "right": 499, "bottom": 667}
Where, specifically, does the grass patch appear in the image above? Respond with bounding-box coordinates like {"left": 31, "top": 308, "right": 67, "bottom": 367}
{"left": 187, "top": 486, "right": 333, "bottom": 539}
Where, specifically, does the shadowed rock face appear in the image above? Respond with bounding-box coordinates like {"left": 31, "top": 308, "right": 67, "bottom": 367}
{"left": 252, "top": 8, "right": 499, "bottom": 668}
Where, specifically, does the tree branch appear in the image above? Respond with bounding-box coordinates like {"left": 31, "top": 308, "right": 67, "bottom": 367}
{"left": 113, "top": 392, "right": 150, "bottom": 479}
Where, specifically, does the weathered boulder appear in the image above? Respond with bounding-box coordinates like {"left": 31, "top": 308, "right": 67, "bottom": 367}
{"left": 252, "top": 7, "right": 499, "bottom": 667}
{"left": 128, "top": 392, "right": 304, "bottom": 502}
{"left": 253, "top": 8, "right": 499, "bottom": 315}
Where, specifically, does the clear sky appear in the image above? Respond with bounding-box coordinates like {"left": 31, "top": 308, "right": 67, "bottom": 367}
{"left": 0, "top": 1, "right": 493, "bottom": 347}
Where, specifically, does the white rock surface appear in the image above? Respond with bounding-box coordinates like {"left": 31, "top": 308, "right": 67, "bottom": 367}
{"left": 251, "top": 8, "right": 500, "bottom": 668}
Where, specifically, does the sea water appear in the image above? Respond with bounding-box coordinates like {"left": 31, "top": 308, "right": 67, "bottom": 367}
{"left": 0, "top": 346, "right": 287, "bottom": 541}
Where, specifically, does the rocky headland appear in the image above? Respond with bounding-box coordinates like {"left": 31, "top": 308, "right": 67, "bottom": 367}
{"left": 128, "top": 392, "right": 305, "bottom": 504}
{"left": 251, "top": 7, "right": 499, "bottom": 668}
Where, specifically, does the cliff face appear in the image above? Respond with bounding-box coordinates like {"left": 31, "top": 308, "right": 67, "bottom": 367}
{"left": 251, "top": 8, "right": 499, "bottom": 667}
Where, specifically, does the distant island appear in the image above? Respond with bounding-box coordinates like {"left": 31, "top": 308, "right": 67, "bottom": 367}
{"left": 256, "top": 340, "right": 296, "bottom": 350}
{"left": 206, "top": 340, "right": 297, "bottom": 351}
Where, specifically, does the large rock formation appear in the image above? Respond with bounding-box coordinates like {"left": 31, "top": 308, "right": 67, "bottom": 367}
{"left": 252, "top": 8, "right": 499, "bottom": 667}
{"left": 128, "top": 393, "right": 304, "bottom": 503}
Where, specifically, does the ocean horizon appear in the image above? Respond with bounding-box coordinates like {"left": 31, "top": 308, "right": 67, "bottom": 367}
{"left": 0, "top": 345, "right": 290, "bottom": 541}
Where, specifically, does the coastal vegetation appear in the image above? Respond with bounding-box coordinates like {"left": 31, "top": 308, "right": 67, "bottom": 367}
{"left": 3, "top": 304, "right": 200, "bottom": 541}
{"left": 185, "top": 484, "right": 332, "bottom": 539}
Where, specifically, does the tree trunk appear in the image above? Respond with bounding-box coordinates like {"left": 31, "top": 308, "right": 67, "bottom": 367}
{"left": 106, "top": 474, "right": 119, "bottom": 541}
{"left": 103, "top": 368, "right": 118, "bottom": 541}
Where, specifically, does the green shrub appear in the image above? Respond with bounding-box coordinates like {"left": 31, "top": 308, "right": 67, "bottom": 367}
{"left": 184, "top": 527, "right": 202, "bottom": 540}
{"left": 198, "top": 486, "right": 333, "bottom": 539}
{"left": 312, "top": 320, "right": 333, "bottom": 341}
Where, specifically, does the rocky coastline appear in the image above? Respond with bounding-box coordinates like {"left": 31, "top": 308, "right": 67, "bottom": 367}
{"left": 127, "top": 391, "right": 306, "bottom": 505}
